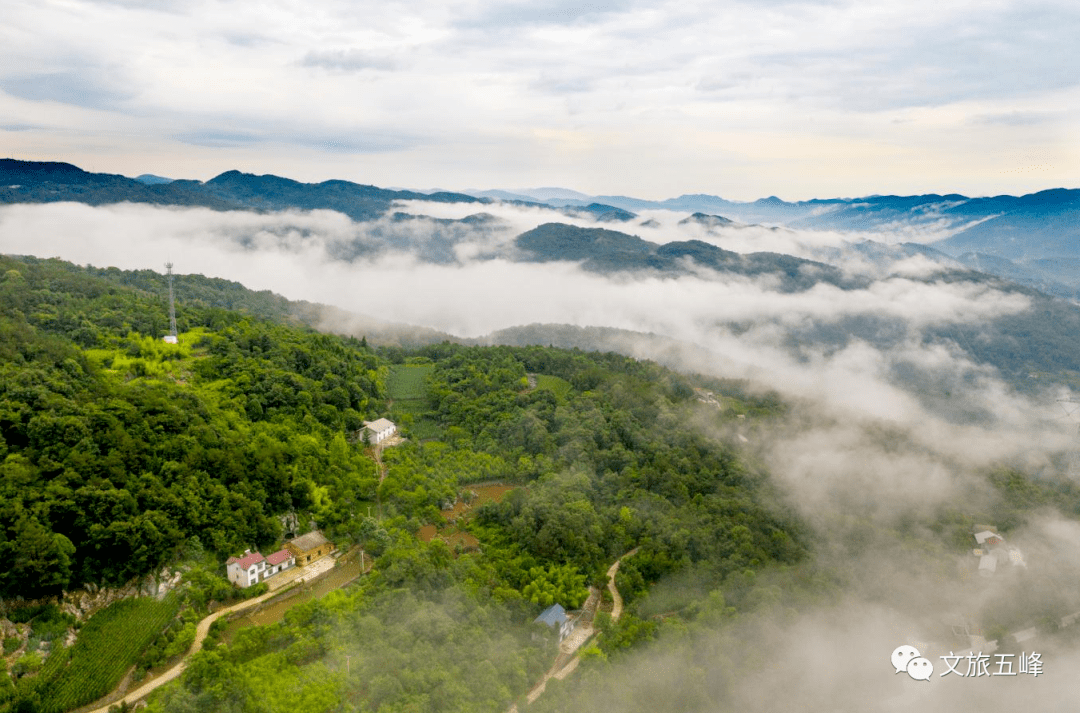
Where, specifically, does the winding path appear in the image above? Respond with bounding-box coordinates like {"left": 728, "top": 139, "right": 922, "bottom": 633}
{"left": 80, "top": 588, "right": 277, "bottom": 713}
{"left": 513, "top": 548, "right": 638, "bottom": 711}
{"left": 81, "top": 551, "right": 368, "bottom": 713}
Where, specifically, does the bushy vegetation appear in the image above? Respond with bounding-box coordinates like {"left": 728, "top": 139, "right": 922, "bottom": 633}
{"left": 386, "top": 363, "right": 435, "bottom": 401}
{"left": 533, "top": 373, "right": 571, "bottom": 399}
{"left": 0, "top": 255, "right": 385, "bottom": 597}
{"left": 6, "top": 255, "right": 1080, "bottom": 713}
{"left": 135, "top": 337, "right": 808, "bottom": 713}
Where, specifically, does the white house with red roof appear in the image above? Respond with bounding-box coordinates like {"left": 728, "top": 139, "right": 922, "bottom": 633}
{"left": 226, "top": 548, "right": 296, "bottom": 588}
{"left": 264, "top": 548, "right": 295, "bottom": 578}
{"left": 226, "top": 550, "right": 266, "bottom": 588}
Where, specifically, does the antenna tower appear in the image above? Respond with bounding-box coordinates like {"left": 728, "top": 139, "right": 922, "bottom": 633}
{"left": 166, "top": 261, "right": 178, "bottom": 340}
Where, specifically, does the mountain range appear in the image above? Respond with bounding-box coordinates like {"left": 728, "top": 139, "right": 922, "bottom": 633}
{"left": 5, "top": 159, "right": 1080, "bottom": 370}
{"left": 5, "top": 158, "right": 1078, "bottom": 256}
{"left": 0, "top": 159, "right": 484, "bottom": 221}
{"left": 461, "top": 184, "right": 1080, "bottom": 294}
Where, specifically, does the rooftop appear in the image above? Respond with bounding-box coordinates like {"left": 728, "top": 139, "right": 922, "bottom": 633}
{"left": 266, "top": 548, "right": 293, "bottom": 566}
{"left": 535, "top": 603, "right": 567, "bottom": 628}
{"left": 364, "top": 418, "right": 396, "bottom": 432}
{"left": 290, "top": 530, "right": 330, "bottom": 552}
{"left": 227, "top": 551, "right": 265, "bottom": 569}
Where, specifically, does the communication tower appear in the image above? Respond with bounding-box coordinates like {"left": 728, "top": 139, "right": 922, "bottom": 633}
{"left": 163, "top": 261, "right": 179, "bottom": 344}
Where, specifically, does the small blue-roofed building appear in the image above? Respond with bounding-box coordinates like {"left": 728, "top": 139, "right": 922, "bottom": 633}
{"left": 534, "top": 603, "right": 575, "bottom": 642}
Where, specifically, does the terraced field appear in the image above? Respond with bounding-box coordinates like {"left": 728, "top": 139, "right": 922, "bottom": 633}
{"left": 32, "top": 594, "right": 181, "bottom": 713}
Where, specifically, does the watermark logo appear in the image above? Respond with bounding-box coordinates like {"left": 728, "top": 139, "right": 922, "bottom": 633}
{"left": 939, "top": 651, "right": 1042, "bottom": 677}
{"left": 892, "top": 645, "right": 1044, "bottom": 679}
{"left": 892, "top": 645, "right": 934, "bottom": 681}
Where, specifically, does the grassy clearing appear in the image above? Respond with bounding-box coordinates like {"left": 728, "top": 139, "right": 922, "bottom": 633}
{"left": 390, "top": 400, "right": 443, "bottom": 440}
{"left": 534, "top": 374, "right": 572, "bottom": 400}
{"left": 83, "top": 328, "right": 209, "bottom": 380}
{"left": 387, "top": 364, "right": 435, "bottom": 400}
{"left": 30, "top": 594, "right": 181, "bottom": 713}
{"left": 388, "top": 364, "right": 442, "bottom": 439}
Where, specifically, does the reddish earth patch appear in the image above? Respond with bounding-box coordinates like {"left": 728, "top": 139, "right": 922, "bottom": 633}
{"left": 442, "top": 529, "right": 480, "bottom": 550}
{"left": 417, "top": 525, "right": 479, "bottom": 553}
{"left": 417, "top": 484, "right": 515, "bottom": 553}
{"left": 441, "top": 484, "right": 516, "bottom": 519}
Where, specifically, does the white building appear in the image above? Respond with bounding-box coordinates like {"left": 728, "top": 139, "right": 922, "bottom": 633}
{"left": 226, "top": 548, "right": 296, "bottom": 588}
{"left": 226, "top": 550, "right": 266, "bottom": 588}
{"left": 264, "top": 548, "right": 295, "bottom": 577}
{"left": 361, "top": 418, "right": 397, "bottom": 444}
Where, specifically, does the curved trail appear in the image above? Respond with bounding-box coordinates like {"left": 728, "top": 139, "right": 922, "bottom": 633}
{"left": 82, "top": 588, "right": 277, "bottom": 713}
{"left": 82, "top": 551, "right": 367, "bottom": 713}
{"left": 513, "top": 548, "right": 638, "bottom": 711}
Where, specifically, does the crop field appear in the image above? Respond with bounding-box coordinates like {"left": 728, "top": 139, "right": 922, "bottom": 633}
{"left": 33, "top": 594, "right": 181, "bottom": 713}
{"left": 387, "top": 364, "right": 435, "bottom": 401}
{"left": 388, "top": 364, "right": 442, "bottom": 439}
{"left": 391, "top": 400, "right": 443, "bottom": 440}
{"left": 534, "top": 374, "right": 572, "bottom": 399}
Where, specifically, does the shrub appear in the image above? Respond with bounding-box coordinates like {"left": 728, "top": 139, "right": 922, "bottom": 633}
{"left": 11, "top": 652, "right": 42, "bottom": 678}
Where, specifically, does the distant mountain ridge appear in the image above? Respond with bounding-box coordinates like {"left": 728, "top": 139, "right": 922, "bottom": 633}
{"left": 471, "top": 184, "right": 1080, "bottom": 292}
{"left": 0, "top": 158, "right": 484, "bottom": 221}
{"left": 5, "top": 159, "right": 1080, "bottom": 292}
{"left": 513, "top": 222, "right": 861, "bottom": 291}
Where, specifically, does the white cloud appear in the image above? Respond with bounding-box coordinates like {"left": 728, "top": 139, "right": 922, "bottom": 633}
{"left": 2, "top": 0, "right": 1078, "bottom": 198}
{"left": 7, "top": 199, "right": 1080, "bottom": 709}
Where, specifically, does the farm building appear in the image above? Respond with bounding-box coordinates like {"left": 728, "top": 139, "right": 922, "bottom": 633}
{"left": 226, "top": 551, "right": 266, "bottom": 588}
{"left": 974, "top": 530, "right": 1004, "bottom": 546}
{"left": 265, "top": 548, "right": 295, "bottom": 577}
{"left": 287, "top": 530, "right": 335, "bottom": 565}
{"left": 361, "top": 418, "right": 397, "bottom": 444}
{"left": 226, "top": 548, "right": 297, "bottom": 588}
{"left": 534, "top": 603, "right": 576, "bottom": 642}
{"left": 972, "top": 528, "right": 1026, "bottom": 577}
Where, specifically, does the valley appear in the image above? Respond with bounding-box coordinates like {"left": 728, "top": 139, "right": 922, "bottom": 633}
{"left": 3, "top": 164, "right": 1080, "bottom": 712}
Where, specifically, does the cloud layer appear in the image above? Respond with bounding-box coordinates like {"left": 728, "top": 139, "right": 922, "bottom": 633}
{"left": 5, "top": 199, "right": 1080, "bottom": 709}
{"left": 3, "top": 0, "right": 1079, "bottom": 198}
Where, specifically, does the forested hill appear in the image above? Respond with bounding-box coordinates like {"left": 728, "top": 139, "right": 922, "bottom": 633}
{"left": 0, "top": 254, "right": 388, "bottom": 596}
{"left": 1, "top": 254, "right": 812, "bottom": 712}
{"left": 0, "top": 159, "right": 482, "bottom": 221}
{"left": 9, "top": 255, "right": 1080, "bottom": 713}
{"left": 514, "top": 222, "right": 858, "bottom": 291}
{"left": 44, "top": 259, "right": 453, "bottom": 348}
{"left": 0, "top": 254, "right": 798, "bottom": 603}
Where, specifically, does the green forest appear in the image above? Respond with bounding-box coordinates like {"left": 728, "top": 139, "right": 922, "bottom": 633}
{"left": 0, "top": 255, "right": 386, "bottom": 596}
{"left": 3, "top": 255, "right": 1080, "bottom": 713}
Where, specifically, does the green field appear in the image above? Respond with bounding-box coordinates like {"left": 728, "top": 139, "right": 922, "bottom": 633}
{"left": 534, "top": 374, "right": 572, "bottom": 399}
{"left": 387, "top": 364, "right": 442, "bottom": 440}
{"left": 387, "top": 364, "right": 435, "bottom": 400}
{"left": 29, "top": 594, "right": 181, "bottom": 713}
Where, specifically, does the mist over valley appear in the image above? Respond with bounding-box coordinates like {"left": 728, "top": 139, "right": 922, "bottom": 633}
{"left": 3, "top": 158, "right": 1080, "bottom": 710}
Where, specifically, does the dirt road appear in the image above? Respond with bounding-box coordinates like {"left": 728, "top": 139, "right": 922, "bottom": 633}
{"left": 81, "top": 588, "right": 276, "bottom": 713}
{"left": 514, "top": 548, "right": 638, "bottom": 710}
{"left": 607, "top": 547, "right": 637, "bottom": 622}
{"left": 81, "top": 552, "right": 362, "bottom": 713}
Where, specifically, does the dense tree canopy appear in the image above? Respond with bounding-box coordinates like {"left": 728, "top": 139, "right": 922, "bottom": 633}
{"left": 0, "top": 256, "right": 384, "bottom": 596}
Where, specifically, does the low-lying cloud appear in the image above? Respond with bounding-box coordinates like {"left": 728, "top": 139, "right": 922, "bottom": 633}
{"left": 4, "top": 198, "right": 1080, "bottom": 710}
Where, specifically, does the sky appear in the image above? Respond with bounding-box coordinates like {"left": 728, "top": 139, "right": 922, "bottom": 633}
{"left": 1, "top": 0, "right": 1078, "bottom": 200}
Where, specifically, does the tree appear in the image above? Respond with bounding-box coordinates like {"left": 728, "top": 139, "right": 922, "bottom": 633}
{"left": 0, "top": 517, "right": 75, "bottom": 597}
